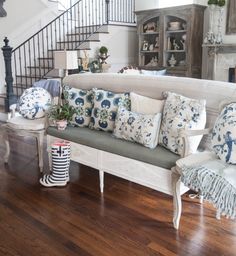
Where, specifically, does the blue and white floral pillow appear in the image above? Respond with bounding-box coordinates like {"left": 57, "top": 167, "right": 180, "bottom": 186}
{"left": 63, "top": 85, "right": 94, "bottom": 127}
{"left": 113, "top": 106, "right": 162, "bottom": 149}
{"left": 89, "top": 89, "right": 131, "bottom": 132}
{"left": 19, "top": 87, "right": 52, "bottom": 119}
{"left": 159, "top": 92, "right": 206, "bottom": 156}
{"left": 212, "top": 102, "right": 236, "bottom": 164}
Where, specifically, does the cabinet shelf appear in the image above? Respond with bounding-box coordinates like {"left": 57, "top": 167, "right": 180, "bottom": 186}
{"left": 140, "top": 50, "right": 159, "bottom": 53}
{"left": 165, "top": 50, "right": 185, "bottom": 53}
{"left": 166, "top": 29, "right": 187, "bottom": 33}
{"left": 141, "top": 32, "right": 159, "bottom": 35}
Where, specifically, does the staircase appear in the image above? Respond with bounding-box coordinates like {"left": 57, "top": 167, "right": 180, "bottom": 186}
{"left": 2, "top": 0, "right": 136, "bottom": 114}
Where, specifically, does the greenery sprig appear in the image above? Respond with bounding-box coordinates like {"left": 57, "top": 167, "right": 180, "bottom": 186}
{"left": 208, "top": 0, "right": 225, "bottom": 6}
{"left": 48, "top": 103, "right": 76, "bottom": 122}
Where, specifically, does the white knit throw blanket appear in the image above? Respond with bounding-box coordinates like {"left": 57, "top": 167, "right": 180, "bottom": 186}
{"left": 181, "top": 165, "right": 236, "bottom": 219}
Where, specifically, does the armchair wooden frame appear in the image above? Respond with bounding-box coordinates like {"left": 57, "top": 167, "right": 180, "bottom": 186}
{"left": 172, "top": 128, "right": 212, "bottom": 229}
{"left": 1, "top": 104, "right": 47, "bottom": 172}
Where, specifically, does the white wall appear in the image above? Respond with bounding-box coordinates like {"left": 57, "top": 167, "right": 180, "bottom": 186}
{"left": 78, "top": 25, "right": 137, "bottom": 73}
{"left": 135, "top": 0, "right": 207, "bottom": 11}
{"left": 0, "top": 0, "right": 59, "bottom": 94}
{"left": 101, "top": 26, "right": 137, "bottom": 72}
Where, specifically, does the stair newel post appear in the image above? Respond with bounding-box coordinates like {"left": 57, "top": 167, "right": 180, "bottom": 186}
{"left": 105, "top": 0, "right": 110, "bottom": 24}
{"left": 2, "top": 37, "right": 17, "bottom": 112}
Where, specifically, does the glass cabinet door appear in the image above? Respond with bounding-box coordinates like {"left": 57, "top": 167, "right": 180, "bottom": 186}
{"left": 164, "top": 15, "right": 187, "bottom": 69}
{"left": 139, "top": 17, "right": 160, "bottom": 69}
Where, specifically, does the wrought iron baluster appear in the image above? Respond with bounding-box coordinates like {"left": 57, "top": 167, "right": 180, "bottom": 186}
{"left": 42, "top": 30, "right": 45, "bottom": 79}
{"left": 23, "top": 44, "right": 27, "bottom": 88}
{"left": 33, "top": 37, "right": 37, "bottom": 82}
{"left": 28, "top": 41, "right": 32, "bottom": 86}
{"left": 13, "top": 52, "right": 18, "bottom": 98}
{"left": 46, "top": 27, "right": 50, "bottom": 74}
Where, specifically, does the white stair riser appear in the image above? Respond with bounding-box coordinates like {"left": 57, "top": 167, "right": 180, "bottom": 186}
{"left": 66, "top": 33, "right": 99, "bottom": 41}
{"left": 13, "top": 86, "right": 25, "bottom": 96}
{"left": 57, "top": 41, "right": 80, "bottom": 50}
{"left": 75, "top": 27, "right": 96, "bottom": 34}
{"left": 0, "top": 97, "right": 5, "bottom": 106}
{"left": 38, "top": 59, "right": 54, "bottom": 68}
{"left": 27, "top": 67, "right": 51, "bottom": 76}
{"left": 16, "top": 77, "right": 38, "bottom": 85}
{"left": 75, "top": 25, "right": 108, "bottom": 34}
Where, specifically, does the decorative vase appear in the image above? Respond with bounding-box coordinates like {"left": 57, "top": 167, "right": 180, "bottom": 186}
{"left": 56, "top": 120, "right": 67, "bottom": 130}
{"left": 101, "top": 63, "right": 111, "bottom": 73}
{"left": 99, "top": 53, "right": 109, "bottom": 64}
{"left": 168, "top": 54, "right": 177, "bottom": 67}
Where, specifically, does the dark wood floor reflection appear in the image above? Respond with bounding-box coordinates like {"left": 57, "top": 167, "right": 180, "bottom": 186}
{"left": 0, "top": 135, "right": 235, "bottom": 256}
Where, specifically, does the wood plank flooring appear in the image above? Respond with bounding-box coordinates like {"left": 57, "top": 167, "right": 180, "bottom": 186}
{"left": 0, "top": 135, "right": 236, "bottom": 256}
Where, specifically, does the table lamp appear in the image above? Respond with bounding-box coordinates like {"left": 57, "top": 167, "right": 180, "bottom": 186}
{"left": 54, "top": 50, "right": 78, "bottom": 78}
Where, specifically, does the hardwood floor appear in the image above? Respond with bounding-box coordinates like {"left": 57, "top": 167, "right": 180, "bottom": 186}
{"left": 0, "top": 135, "right": 236, "bottom": 256}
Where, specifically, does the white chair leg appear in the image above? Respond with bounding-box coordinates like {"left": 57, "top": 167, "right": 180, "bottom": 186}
{"left": 199, "top": 195, "right": 204, "bottom": 204}
{"left": 99, "top": 170, "right": 104, "bottom": 193}
{"left": 3, "top": 130, "right": 10, "bottom": 164}
{"left": 47, "top": 144, "right": 52, "bottom": 171}
{"left": 37, "top": 132, "right": 44, "bottom": 173}
{"left": 216, "top": 209, "right": 221, "bottom": 220}
{"left": 46, "top": 136, "right": 52, "bottom": 171}
{"left": 172, "top": 171, "right": 182, "bottom": 229}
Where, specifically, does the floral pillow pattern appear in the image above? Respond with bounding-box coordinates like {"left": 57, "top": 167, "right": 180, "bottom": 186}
{"left": 63, "top": 85, "right": 94, "bottom": 127}
{"left": 89, "top": 89, "right": 131, "bottom": 132}
{"left": 19, "top": 87, "right": 52, "bottom": 119}
{"left": 211, "top": 102, "right": 236, "bottom": 164}
{"left": 159, "top": 92, "right": 206, "bottom": 156}
{"left": 113, "top": 106, "right": 162, "bottom": 149}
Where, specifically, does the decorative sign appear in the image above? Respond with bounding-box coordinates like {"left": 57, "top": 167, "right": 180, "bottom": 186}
{"left": 0, "top": 0, "right": 7, "bottom": 17}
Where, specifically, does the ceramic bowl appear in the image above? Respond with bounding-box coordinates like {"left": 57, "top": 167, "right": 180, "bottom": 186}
{"left": 169, "top": 21, "right": 181, "bottom": 30}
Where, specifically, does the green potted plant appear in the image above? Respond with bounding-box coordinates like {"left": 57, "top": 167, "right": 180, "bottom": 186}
{"left": 48, "top": 103, "right": 76, "bottom": 130}
{"left": 99, "top": 46, "right": 109, "bottom": 64}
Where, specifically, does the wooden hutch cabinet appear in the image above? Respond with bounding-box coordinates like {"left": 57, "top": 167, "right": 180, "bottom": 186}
{"left": 136, "top": 4, "right": 206, "bottom": 78}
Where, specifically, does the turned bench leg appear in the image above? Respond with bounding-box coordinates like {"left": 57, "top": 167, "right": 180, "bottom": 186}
{"left": 36, "top": 132, "right": 44, "bottom": 173}
{"left": 99, "top": 170, "right": 104, "bottom": 193}
{"left": 172, "top": 171, "right": 182, "bottom": 229}
{"left": 3, "top": 131, "right": 10, "bottom": 164}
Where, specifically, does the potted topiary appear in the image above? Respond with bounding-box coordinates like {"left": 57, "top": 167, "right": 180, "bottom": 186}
{"left": 207, "top": 0, "right": 218, "bottom": 5}
{"left": 207, "top": 0, "right": 225, "bottom": 6}
{"left": 99, "top": 46, "right": 109, "bottom": 64}
{"left": 48, "top": 103, "right": 76, "bottom": 130}
{"left": 99, "top": 46, "right": 108, "bottom": 56}
{"left": 217, "top": 0, "right": 225, "bottom": 7}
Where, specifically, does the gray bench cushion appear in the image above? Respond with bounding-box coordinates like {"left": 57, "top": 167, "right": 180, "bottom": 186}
{"left": 47, "top": 126, "right": 180, "bottom": 169}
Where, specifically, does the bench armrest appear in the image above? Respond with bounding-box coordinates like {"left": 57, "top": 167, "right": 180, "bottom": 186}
{"left": 180, "top": 128, "right": 212, "bottom": 157}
